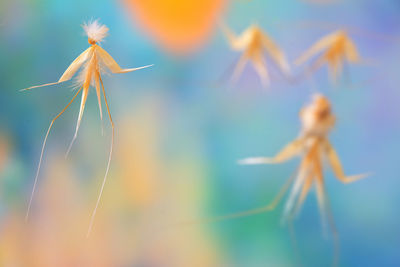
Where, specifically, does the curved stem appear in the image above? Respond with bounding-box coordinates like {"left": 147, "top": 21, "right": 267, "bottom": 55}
{"left": 26, "top": 87, "right": 83, "bottom": 221}
{"left": 177, "top": 169, "right": 298, "bottom": 227}
{"left": 87, "top": 74, "right": 114, "bottom": 237}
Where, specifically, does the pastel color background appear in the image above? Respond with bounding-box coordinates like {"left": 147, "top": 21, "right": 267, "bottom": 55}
{"left": 0, "top": 0, "right": 399, "bottom": 266}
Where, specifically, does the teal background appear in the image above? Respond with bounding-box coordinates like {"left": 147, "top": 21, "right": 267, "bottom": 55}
{"left": 1, "top": 0, "right": 400, "bottom": 266}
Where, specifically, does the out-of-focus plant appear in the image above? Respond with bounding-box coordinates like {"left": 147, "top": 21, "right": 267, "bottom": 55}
{"left": 221, "top": 23, "right": 290, "bottom": 87}
{"left": 295, "top": 30, "right": 360, "bottom": 83}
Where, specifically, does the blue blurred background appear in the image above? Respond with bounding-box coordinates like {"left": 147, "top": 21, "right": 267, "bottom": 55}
{"left": 1, "top": 0, "right": 400, "bottom": 266}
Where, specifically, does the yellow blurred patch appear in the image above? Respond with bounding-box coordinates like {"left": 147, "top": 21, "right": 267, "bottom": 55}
{"left": 123, "top": 0, "right": 227, "bottom": 55}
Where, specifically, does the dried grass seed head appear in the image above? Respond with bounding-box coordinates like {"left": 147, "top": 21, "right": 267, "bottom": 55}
{"left": 300, "top": 94, "right": 336, "bottom": 137}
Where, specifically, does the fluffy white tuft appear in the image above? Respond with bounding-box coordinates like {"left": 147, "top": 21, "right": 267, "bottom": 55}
{"left": 83, "top": 20, "right": 109, "bottom": 43}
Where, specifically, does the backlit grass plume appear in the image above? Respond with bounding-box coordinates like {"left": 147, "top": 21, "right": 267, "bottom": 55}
{"left": 183, "top": 94, "right": 369, "bottom": 265}
{"left": 239, "top": 94, "right": 367, "bottom": 218}
{"left": 221, "top": 23, "right": 290, "bottom": 87}
{"left": 22, "top": 19, "right": 153, "bottom": 236}
{"left": 295, "top": 30, "right": 360, "bottom": 83}
{"left": 238, "top": 94, "right": 368, "bottom": 264}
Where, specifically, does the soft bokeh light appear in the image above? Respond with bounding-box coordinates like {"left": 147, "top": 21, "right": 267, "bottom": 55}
{"left": 123, "top": 0, "right": 227, "bottom": 55}
{"left": 1, "top": 0, "right": 400, "bottom": 266}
